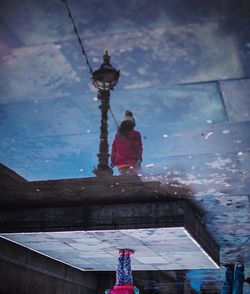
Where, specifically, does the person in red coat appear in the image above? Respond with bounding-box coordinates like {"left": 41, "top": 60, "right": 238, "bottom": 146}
{"left": 111, "top": 111, "right": 143, "bottom": 175}
{"left": 105, "top": 249, "right": 140, "bottom": 294}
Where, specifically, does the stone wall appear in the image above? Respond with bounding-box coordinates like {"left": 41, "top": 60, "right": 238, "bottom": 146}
{"left": 0, "top": 237, "right": 98, "bottom": 294}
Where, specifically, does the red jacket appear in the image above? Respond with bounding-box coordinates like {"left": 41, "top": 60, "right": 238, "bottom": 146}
{"left": 111, "top": 130, "right": 142, "bottom": 167}
{"left": 109, "top": 285, "right": 135, "bottom": 294}
{"left": 109, "top": 290, "right": 133, "bottom": 294}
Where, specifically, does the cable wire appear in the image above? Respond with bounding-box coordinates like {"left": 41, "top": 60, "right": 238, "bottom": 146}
{"left": 62, "top": 0, "right": 93, "bottom": 74}
{"left": 109, "top": 106, "right": 119, "bottom": 130}
{"left": 62, "top": 0, "right": 120, "bottom": 129}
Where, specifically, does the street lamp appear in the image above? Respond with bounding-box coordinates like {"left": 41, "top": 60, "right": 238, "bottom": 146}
{"left": 92, "top": 51, "right": 120, "bottom": 177}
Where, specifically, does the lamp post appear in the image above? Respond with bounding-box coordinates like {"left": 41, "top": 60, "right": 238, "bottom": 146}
{"left": 92, "top": 51, "right": 120, "bottom": 177}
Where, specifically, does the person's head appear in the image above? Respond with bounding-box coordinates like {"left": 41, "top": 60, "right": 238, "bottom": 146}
{"left": 121, "top": 110, "right": 135, "bottom": 128}
{"left": 119, "top": 120, "right": 134, "bottom": 131}
{"left": 117, "top": 111, "right": 135, "bottom": 137}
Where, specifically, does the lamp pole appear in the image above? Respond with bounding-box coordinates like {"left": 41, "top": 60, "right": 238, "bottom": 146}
{"left": 94, "top": 89, "right": 112, "bottom": 176}
{"left": 92, "top": 51, "right": 120, "bottom": 177}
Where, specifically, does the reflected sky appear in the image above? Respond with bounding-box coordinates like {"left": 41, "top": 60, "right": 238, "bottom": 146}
{"left": 0, "top": 0, "right": 250, "bottom": 292}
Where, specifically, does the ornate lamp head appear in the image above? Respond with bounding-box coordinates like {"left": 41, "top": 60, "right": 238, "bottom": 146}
{"left": 92, "top": 51, "right": 120, "bottom": 91}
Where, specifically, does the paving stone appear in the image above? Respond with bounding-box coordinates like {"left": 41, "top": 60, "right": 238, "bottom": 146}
{"left": 220, "top": 79, "right": 250, "bottom": 122}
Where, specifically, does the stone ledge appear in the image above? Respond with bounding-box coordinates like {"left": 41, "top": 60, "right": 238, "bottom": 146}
{"left": 0, "top": 200, "right": 219, "bottom": 266}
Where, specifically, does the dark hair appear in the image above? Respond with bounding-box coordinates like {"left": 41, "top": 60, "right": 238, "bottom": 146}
{"left": 117, "top": 120, "right": 134, "bottom": 138}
